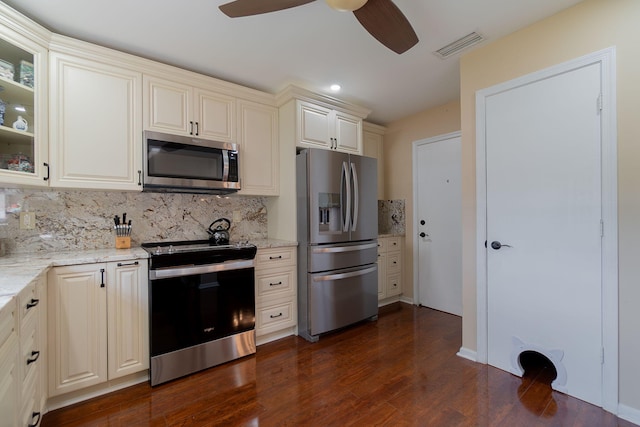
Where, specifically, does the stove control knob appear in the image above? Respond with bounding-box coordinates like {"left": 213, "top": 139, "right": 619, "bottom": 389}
{"left": 155, "top": 246, "right": 162, "bottom": 255}
{"left": 168, "top": 245, "right": 174, "bottom": 254}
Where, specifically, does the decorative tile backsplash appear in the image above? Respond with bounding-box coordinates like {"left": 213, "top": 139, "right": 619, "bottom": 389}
{"left": 378, "top": 199, "right": 405, "bottom": 235}
{"left": 0, "top": 188, "right": 267, "bottom": 255}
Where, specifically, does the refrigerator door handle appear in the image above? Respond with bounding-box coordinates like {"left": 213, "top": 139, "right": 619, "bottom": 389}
{"left": 341, "top": 161, "right": 351, "bottom": 232}
{"left": 350, "top": 162, "right": 359, "bottom": 232}
{"left": 312, "top": 266, "right": 377, "bottom": 282}
{"left": 311, "top": 242, "right": 378, "bottom": 254}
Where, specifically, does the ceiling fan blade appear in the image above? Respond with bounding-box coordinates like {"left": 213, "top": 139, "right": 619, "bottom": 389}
{"left": 219, "top": 0, "right": 316, "bottom": 17}
{"left": 353, "top": 0, "right": 418, "bottom": 54}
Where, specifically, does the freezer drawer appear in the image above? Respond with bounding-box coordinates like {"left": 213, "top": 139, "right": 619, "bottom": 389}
{"left": 308, "top": 241, "right": 378, "bottom": 273}
{"left": 309, "top": 264, "right": 378, "bottom": 336}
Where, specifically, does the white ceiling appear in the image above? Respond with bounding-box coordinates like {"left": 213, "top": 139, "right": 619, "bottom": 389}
{"left": 5, "top": 0, "right": 583, "bottom": 125}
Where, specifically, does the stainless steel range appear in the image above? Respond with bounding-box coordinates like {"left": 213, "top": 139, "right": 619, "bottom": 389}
{"left": 142, "top": 239, "right": 257, "bottom": 386}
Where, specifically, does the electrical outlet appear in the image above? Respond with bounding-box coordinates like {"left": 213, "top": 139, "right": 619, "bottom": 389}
{"left": 20, "top": 212, "right": 35, "bottom": 230}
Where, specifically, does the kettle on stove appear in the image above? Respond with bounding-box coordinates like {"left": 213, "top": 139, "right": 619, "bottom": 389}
{"left": 207, "top": 218, "right": 231, "bottom": 245}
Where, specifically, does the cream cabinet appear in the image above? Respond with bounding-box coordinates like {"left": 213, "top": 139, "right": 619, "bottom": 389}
{"left": 47, "top": 259, "right": 148, "bottom": 397}
{"left": 143, "top": 75, "right": 235, "bottom": 142}
{"left": 0, "top": 298, "right": 19, "bottom": 427}
{"left": 48, "top": 41, "right": 143, "bottom": 191}
{"left": 0, "top": 3, "right": 49, "bottom": 187}
{"left": 363, "top": 122, "right": 385, "bottom": 200}
{"left": 377, "top": 236, "right": 403, "bottom": 301}
{"left": 237, "top": 99, "right": 279, "bottom": 196}
{"left": 297, "top": 100, "right": 362, "bottom": 154}
{"left": 254, "top": 246, "right": 297, "bottom": 344}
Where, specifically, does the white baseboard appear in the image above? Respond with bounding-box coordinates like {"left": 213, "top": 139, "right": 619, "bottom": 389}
{"left": 618, "top": 403, "right": 640, "bottom": 425}
{"left": 456, "top": 347, "right": 477, "bottom": 362}
{"left": 400, "top": 296, "right": 414, "bottom": 305}
{"left": 256, "top": 327, "right": 296, "bottom": 346}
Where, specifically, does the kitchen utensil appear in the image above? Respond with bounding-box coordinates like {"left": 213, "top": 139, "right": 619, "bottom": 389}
{"left": 207, "top": 217, "right": 231, "bottom": 245}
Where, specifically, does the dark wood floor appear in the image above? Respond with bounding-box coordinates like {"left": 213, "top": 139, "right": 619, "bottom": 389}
{"left": 43, "top": 303, "right": 635, "bottom": 426}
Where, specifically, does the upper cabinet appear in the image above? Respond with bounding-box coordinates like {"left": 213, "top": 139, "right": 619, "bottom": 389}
{"left": 363, "top": 121, "right": 385, "bottom": 200}
{"left": 297, "top": 101, "right": 362, "bottom": 154}
{"left": 237, "top": 99, "right": 279, "bottom": 196}
{"left": 0, "top": 4, "right": 49, "bottom": 187}
{"left": 143, "top": 75, "right": 235, "bottom": 143}
{"left": 277, "top": 85, "right": 370, "bottom": 156}
{"left": 48, "top": 36, "right": 143, "bottom": 191}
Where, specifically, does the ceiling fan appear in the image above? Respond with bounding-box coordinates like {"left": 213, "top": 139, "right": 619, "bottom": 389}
{"left": 218, "top": 0, "right": 419, "bottom": 54}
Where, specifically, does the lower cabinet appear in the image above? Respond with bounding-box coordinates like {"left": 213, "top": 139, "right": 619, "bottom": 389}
{"left": 377, "top": 236, "right": 403, "bottom": 301}
{"left": 254, "top": 246, "right": 297, "bottom": 344}
{"left": 47, "top": 259, "right": 148, "bottom": 397}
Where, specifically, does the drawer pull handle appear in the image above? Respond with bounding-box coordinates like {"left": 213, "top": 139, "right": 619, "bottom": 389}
{"left": 393, "top": 261, "right": 397, "bottom": 264}
{"left": 117, "top": 261, "right": 139, "bottom": 267}
{"left": 269, "top": 281, "right": 283, "bottom": 287}
{"left": 27, "top": 350, "right": 40, "bottom": 365}
{"left": 269, "top": 255, "right": 283, "bottom": 260}
{"left": 26, "top": 298, "right": 39, "bottom": 309}
{"left": 100, "top": 268, "right": 105, "bottom": 288}
{"left": 28, "top": 411, "right": 41, "bottom": 427}
{"left": 270, "top": 313, "right": 283, "bottom": 319}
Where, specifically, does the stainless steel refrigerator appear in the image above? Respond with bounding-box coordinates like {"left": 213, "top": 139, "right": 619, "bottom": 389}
{"left": 297, "top": 148, "right": 378, "bottom": 342}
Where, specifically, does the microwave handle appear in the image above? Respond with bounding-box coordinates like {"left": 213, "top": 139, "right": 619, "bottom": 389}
{"left": 223, "top": 150, "right": 230, "bottom": 182}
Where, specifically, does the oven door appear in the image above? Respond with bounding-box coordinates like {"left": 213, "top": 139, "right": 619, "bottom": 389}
{"left": 149, "top": 264, "right": 255, "bottom": 357}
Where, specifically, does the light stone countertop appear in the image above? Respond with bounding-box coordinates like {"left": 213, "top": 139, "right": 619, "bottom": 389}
{"left": 0, "top": 239, "right": 297, "bottom": 315}
{"left": 378, "top": 233, "right": 405, "bottom": 238}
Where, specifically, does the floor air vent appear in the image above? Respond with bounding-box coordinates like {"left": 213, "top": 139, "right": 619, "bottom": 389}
{"left": 433, "top": 31, "right": 485, "bottom": 59}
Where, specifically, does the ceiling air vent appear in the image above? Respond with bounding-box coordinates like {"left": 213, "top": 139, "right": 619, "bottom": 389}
{"left": 433, "top": 31, "right": 485, "bottom": 59}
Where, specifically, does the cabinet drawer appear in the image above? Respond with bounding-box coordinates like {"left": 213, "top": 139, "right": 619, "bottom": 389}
{"left": 256, "top": 300, "right": 295, "bottom": 332}
{"left": 387, "top": 273, "right": 401, "bottom": 296}
{"left": 20, "top": 314, "right": 39, "bottom": 384}
{"left": 18, "top": 282, "right": 39, "bottom": 327}
{"left": 256, "top": 268, "right": 295, "bottom": 298}
{"left": 255, "top": 247, "right": 296, "bottom": 269}
{"left": 386, "top": 252, "right": 402, "bottom": 274}
{"left": 386, "top": 237, "right": 401, "bottom": 251}
{"left": 377, "top": 238, "right": 386, "bottom": 254}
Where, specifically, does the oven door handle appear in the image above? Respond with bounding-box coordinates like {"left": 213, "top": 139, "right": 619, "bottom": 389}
{"left": 149, "top": 259, "right": 255, "bottom": 280}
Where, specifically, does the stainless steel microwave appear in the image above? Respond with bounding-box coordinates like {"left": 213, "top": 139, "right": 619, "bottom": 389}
{"left": 142, "top": 131, "right": 240, "bottom": 194}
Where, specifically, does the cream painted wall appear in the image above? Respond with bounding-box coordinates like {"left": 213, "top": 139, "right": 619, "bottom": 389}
{"left": 459, "top": 0, "right": 640, "bottom": 411}
{"left": 384, "top": 100, "right": 461, "bottom": 300}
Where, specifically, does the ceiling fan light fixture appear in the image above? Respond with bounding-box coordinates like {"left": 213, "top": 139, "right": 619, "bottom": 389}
{"left": 325, "top": 0, "right": 368, "bottom": 12}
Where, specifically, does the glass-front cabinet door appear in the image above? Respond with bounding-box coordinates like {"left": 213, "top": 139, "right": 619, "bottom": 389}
{"left": 0, "top": 23, "right": 48, "bottom": 186}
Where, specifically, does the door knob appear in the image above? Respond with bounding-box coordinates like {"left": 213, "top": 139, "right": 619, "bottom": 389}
{"left": 419, "top": 232, "right": 426, "bottom": 238}
{"left": 491, "top": 241, "right": 512, "bottom": 250}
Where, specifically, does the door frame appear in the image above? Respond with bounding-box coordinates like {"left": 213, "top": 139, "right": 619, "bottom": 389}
{"left": 475, "top": 47, "right": 618, "bottom": 412}
{"left": 412, "top": 131, "right": 461, "bottom": 305}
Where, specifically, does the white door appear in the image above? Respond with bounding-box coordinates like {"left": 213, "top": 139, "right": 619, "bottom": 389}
{"left": 415, "top": 133, "right": 462, "bottom": 316}
{"left": 485, "top": 63, "right": 602, "bottom": 405}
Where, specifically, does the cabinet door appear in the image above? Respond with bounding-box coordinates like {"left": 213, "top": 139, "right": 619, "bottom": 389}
{"left": 49, "top": 52, "right": 143, "bottom": 190}
{"left": 377, "top": 252, "right": 386, "bottom": 300}
{"left": 143, "top": 75, "right": 192, "bottom": 135}
{"left": 297, "top": 101, "right": 332, "bottom": 149}
{"left": 334, "top": 111, "right": 362, "bottom": 154}
{"left": 237, "top": 100, "right": 279, "bottom": 196}
{"left": 106, "top": 260, "right": 149, "bottom": 380}
{"left": 0, "top": 25, "right": 49, "bottom": 187}
{"left": 363, "top": 130, "right": 384, "bottom": 200}
{"left": 0, "top": 300, "right": 18, "bottom": 427}
{"left": 196, "top": 88, "right": 235, "bottom": 142}
{"left": 48, "top": 264, "right": 107, "bottom": 396}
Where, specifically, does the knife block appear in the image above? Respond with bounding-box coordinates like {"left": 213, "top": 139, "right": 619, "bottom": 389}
{"left": 115, "top": 236, "right": 131, "bottom": 249}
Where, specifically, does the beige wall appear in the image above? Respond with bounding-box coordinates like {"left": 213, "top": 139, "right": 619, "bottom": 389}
{"left": 459, "top": 0, "right": 640, "bottom": 411}
{"left": 384, "top": 100, "right": 461, "bottom": 300}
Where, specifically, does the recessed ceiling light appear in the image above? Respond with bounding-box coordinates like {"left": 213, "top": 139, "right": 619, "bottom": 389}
{"left": 330, "top": 84, "right": 341, "bottom": 92}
